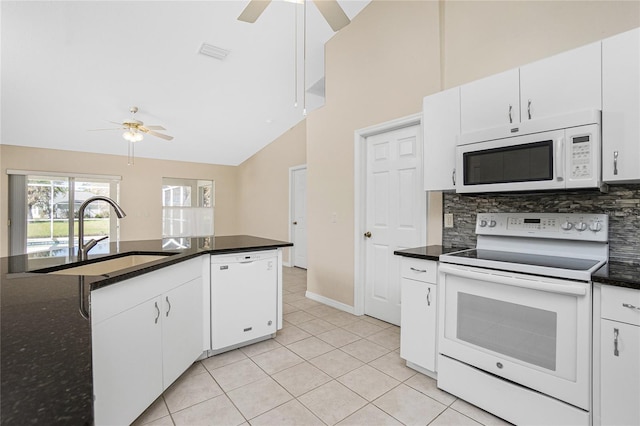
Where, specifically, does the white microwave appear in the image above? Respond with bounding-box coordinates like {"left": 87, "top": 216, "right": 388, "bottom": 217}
{"left": 456, "top": 110, "right": 604, "bottom": 193}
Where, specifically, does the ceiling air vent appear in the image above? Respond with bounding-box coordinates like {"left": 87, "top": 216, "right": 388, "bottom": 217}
{"left": 199, "top": 43, "right": 230, "bottom": 60}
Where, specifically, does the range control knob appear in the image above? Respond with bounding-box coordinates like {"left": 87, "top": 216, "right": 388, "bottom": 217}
{"left": 488, "top": 220, "right": 497, "bottom": 228}
{"left": 575, "top": 222, "right": 588, "bottom": 232}
{"left": 589, "top": 222, "right": 602, "bottom": 232}
{"left": 479, "top": 219, "right": 488, "bottom": 227}
{"left": 561, "top": 221, "right": 573, "bottom": 231}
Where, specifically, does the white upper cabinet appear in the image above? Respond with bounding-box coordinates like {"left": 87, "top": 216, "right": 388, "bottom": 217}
{"left": 460, "top": 69, "right": 520, "bottom": 134}
{"left": 459, "top": 42, "right": 601, "bottom": 135}
{"left": 520, "top": 42, "right": 601, "bottom": 122}
{"left": 602, "top": 27, "right": 640, "bottom": 183}
{"left": 423, "top": 87, "right": 460, "bottom": 191}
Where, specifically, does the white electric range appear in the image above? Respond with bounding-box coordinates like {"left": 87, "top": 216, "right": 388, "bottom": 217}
{"left": 437, "top": 212, "right": 608, "bottom": 425}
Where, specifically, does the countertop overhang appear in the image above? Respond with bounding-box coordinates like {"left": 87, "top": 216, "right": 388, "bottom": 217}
{"left": 3, "top": 235, "right": 293, "bottom": 290}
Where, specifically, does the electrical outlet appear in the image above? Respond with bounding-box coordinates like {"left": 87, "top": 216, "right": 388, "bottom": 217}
{"left": 444, "top": 213, "right": 454, "bottom": 228}
{"left": 331, "top": 213, "right": 337, "bottom": 223}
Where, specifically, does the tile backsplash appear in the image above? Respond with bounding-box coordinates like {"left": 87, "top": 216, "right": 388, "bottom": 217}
{"left": 442, "top": 184, "right": 640, "bottom": 262}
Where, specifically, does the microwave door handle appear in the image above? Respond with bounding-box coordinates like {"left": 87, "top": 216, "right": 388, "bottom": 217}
{"left": 556, "top": 137, "right": 565, "bottom": 182}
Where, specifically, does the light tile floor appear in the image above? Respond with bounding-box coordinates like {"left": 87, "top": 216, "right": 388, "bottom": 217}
{"left": 133, "top": 267, "right": 511, "bottom": 426}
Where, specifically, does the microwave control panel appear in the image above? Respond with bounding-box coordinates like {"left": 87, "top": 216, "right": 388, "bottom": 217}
{"left": 570, "top": 134, "right": 593, "bottom": 179}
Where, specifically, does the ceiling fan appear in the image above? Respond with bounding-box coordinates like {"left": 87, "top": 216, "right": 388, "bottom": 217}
{"left": 238, "top": 0, "right": 350, "bottom": 32}
{"left": 91, "top": 106, "right": 173, "bottom": 142}
{"left": 90, "top": 106, "right": 173, "bottom": 165}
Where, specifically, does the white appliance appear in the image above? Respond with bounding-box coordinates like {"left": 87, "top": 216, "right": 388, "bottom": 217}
{"left": 438, "top": 212, "right": 609, "bottom": 425}
{"left": 210, "top": 251, "right": 278, "bottom": 351}
{"left": 456, "top": 110, "right": 604, "bottom": 193}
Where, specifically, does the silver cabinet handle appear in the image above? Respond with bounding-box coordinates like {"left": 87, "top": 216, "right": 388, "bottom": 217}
{"left": 623, "top": 303, "right": 640, "bottom": 311}
{"left": 452, "top": 169, "right": 456, "bottom": 186}
{"left": 410, "top": 267, "right": 427, "bottom": 273}
{"left": 154, "top": 301, "right": 160, "bottom": 324}
{"left": 527, "top": 99, "right": 532, "bottom": 120}
{"left": 614, "top": 328, "right": 619, "bottom": 357}
{"left": 426, "top": 287, "right": 432, "bottom": 306}
{"left": 166, "top": 296, "right": 171, "bottom": 317}
{"left": 508, "top": 104, "right": 513, "bottom": 124}
{"left": 613, "top": 151, "right": 619, "bottom": 175}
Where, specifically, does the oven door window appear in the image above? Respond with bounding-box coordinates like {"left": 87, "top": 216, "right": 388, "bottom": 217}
{"left": 457, "top": 293, "right": 557, "bottom": 370}
{"left": 463, "top": 140, "right": 554, "bottom": 185}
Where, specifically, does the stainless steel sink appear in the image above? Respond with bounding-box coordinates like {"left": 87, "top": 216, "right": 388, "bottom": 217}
{"left": 47, "top": 254, "right": 172, "bottom": 276}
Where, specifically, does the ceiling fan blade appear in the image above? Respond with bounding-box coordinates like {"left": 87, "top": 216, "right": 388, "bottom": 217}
{"left": 144, "top": 125, "right": 166, "bottom": 131}
{"left": 238, "top": 0, "right": 272, "bottom": 23}
{"left": 145, "top": 129, "right": 174, "bottom": 141}
{"left": 88, "top": 128, "right": 122, "bottom": 131}
{"left": 312, "top": 0, "right": 350, "bottom": 32}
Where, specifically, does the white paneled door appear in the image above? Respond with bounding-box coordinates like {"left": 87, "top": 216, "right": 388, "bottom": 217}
{"left": 291, "top": 166, "right": 307, "bottom": 269}
{"left": 364, "top": 125, "right": 425, "bottom": 325}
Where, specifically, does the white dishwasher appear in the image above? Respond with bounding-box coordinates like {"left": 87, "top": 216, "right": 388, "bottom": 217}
{"left": 210, "top": 251, "right": 278, "bottom": 351}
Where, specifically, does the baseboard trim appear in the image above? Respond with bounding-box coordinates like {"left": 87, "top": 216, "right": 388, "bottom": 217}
{"left": 305, "top": 291, "right": 356, "bottom": 315}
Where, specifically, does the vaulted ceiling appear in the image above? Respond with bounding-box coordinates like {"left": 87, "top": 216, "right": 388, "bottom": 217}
{"left": 1, "top": 1, "right": 370, "bottom": 165}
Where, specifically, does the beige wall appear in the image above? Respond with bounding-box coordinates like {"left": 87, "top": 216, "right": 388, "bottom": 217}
{"left": 306, "top": 0, "right": 442, "bottom": 306}
{"left": 0, "top": 144, "right": 238, "bottom": 256}
{"left": 443, "top": 0, "right": 640, "bottom": 88}
{"left": 236, "top": 120, "right": 307, "bottom": 264}
{"left": 305, "top": 0, "right": 640, "bottom": 308}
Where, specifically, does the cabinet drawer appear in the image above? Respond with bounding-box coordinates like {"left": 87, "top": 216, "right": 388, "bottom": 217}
{"left": 601, "top": 285, "right": 640, "bottom": 326}
{"left": 400, "top": 258, "right": 437, "bottom": 283}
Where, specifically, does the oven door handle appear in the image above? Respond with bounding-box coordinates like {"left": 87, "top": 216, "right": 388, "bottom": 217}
{"left": 439, "top": 264, "right": 587, "bottom": 296}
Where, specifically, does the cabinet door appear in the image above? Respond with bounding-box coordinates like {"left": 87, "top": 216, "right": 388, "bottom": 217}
{"left": 600, "top": 319, "right": 640, "bottom": 426}
{"left": 400, "top": 278, "right": 437, "bottom": 372}
{"left": 423, "top": 87, "right": 460, "bottom": 191}
{"left": 520, "top": 42, "right": 601, "bottom": 122}
{"left": 92, "top": 297, "right": 163, "bottom": 426}
{"left": 162, "top": 277, "right": 204, "bottom": 389}
{"left": 602, "top": 28, "right": 640, "bottom": 183}
{"left": 460, "top": 68, "right": 520, "bottom": 134}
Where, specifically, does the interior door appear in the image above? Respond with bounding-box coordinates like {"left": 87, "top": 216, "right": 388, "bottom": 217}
{"left": 291, "top": 167, "right": 307, "bottom": 268}
{"left": 364, "top": 125, "right": 425, "bottom": 325}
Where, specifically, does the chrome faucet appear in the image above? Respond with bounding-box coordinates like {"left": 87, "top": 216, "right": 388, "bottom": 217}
{"left": 77, "top": 196, "right": 126, "bottom": 261}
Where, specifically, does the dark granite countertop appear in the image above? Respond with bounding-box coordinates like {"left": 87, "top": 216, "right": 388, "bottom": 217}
{"left": 0, "top": 235, "right": 292, "bottom": 425}
{"left": 592, "top": 259, "right": 640, "bottom": 291}
{"left": 394, "top": 245, "right": 468, "bottom": 261}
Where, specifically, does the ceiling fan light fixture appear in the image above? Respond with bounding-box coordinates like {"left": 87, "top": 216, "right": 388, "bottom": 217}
{"left": 199, "top": 43, "right": 230, "bottom": 60}
{"left": 123, "top": 130, "right": 143, "bottom": 143}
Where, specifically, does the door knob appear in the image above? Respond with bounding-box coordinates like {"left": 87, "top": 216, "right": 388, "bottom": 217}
{"left": 364, "top": 231, "right": 372, "bottom": 238}
{"left": 293, "top": 221, "right": 298, "bottom": 225}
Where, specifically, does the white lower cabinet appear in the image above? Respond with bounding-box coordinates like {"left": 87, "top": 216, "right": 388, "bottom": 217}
{"left": 91, "top": 257, "right": 203, "bottom": 426}
{"left": 399, "top": 258, "right": 438, "bottom": 374}
{"left": 161, "top": 277, "right": 205, "bottom": 388}
{"left": 595, "top": 284, "right": 640, "bottom": 426}
{"left": 92, "top": 296, "right": 164, "bottom": 426}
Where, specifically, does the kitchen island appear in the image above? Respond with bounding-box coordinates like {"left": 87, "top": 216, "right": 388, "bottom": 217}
{"left": 0, "top": 235, "right": 292, "bottom": 425}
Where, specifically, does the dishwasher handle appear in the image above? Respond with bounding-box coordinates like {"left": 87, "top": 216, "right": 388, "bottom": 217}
{"left": 439, "top": 263, "right": 587, "bottom": 296}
